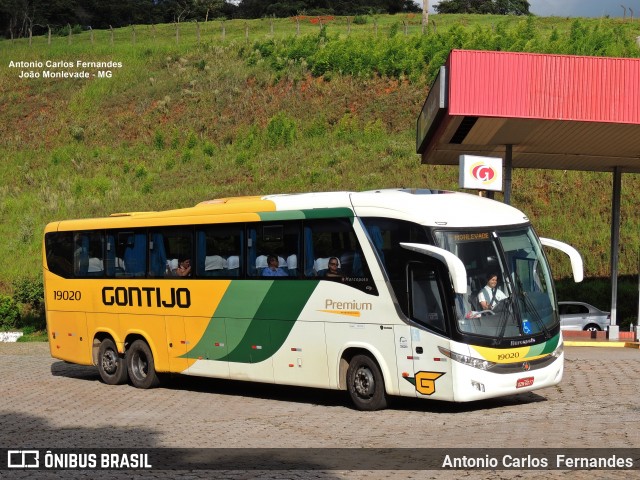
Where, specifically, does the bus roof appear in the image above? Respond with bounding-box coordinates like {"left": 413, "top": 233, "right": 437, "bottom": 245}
{"left": 45, "top": 188, "right": 529, "bottom": 232}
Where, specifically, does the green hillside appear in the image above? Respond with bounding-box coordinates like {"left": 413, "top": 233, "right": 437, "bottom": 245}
{"left": 1, "top": 14, "right": 639, "bottom": 326}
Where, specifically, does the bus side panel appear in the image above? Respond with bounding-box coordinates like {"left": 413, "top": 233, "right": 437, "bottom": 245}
{"left": 272, "top": 320, "right": 330, "bottom": 388}
{"left": 165, "top": 315, "right": 188, "bottom": 373}
{"left": 410, "top": 327, "right": 454, "bottom": 402}
{"left": 118, "top": 314, "right": 170, "bottom": 372}
{"left": 226, "top": 318, "right": 274, "bottom": 383}
{"left": 48, "top": 311, "right": 91, "bottom": 365}
{"left": 185, "top": 316, "right": 230, "bottom": 379}
{"left": 325, "top": 322, "right": 399, "bottom": 396}
{"left": 88, "top": 312, "right": 122, "bottom": 353}
{"left": 392, "top": 325, "right": 417, "bottom": 398}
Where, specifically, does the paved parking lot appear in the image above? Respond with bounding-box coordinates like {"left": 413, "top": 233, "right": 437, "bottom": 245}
{"left": 0, "top": 342, "right": 638, "bottom": 479}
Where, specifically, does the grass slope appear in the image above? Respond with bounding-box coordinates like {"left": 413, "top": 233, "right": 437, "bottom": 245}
{"left": 1, "top": 14, "right": 639, "bottom": 324}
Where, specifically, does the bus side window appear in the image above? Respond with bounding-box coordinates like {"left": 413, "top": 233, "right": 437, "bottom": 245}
{"left": 156, "top": 228, "right": 193, "bottom": 278}
{"left": 304, "top": 218, "right": 377, "bottom": 295}
{"left": 119, "top": 232, "right": 147, "bottom": 278}
{"left": 408, "top": 263, "right": 447, "bottom": 334}
{"left": 45, "top": 232, "right": 74, "bottom": 278}
{"left": 74, "top": 231, "right": 105, "bottom": 278}
{"left": 196, "top": 224, "right": 244, "bottom": 278}
{"left": 248, "top": 222, "right": 300, "bottom": 278}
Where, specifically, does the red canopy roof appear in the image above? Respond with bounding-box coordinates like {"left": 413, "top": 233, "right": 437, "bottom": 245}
{"left": 417, "top": 49, "right": 640, "bottom": 173}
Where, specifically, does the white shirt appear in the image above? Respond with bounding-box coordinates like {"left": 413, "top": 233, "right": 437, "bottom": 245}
{"left": 478, "top": 285, "right": 507, "bottom": 309}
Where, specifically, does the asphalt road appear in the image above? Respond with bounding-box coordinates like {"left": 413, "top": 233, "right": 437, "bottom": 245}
{"left": 0, "top": 342, "right": 638, "bottom": 480}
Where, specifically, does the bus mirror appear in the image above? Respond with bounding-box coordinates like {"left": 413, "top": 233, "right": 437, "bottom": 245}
{"left": 400, "top": 243, "right": 468, "bottom": 294}
{"left": 540, "top": 238, "right": 583, "bottom": 283}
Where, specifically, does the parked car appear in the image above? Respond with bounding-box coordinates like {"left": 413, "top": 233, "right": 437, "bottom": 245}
{"left": 558, "top": 301, "right": 610, "bottom": 332}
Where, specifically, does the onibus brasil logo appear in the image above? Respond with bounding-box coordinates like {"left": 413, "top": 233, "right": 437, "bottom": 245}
{"left": 470, "top": 161, "right": 498, "bottom": 185}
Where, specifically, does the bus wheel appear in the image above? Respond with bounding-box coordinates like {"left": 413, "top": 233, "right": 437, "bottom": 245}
{"left": 97, "top": 338, "right": 128, "bottom": 385}
{"left": 127, "top": 339, "right": 160, "bottom": 389}
{"left": 347, "top": 354, "right": 387, "bottom": 411}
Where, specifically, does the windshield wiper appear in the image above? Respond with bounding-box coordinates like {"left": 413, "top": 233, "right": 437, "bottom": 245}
{"left": 512, "top": 270, "right": 550, "bottom": 339}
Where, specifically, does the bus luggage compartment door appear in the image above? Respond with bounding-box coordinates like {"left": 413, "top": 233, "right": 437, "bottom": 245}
{"left": 48, "top": 310, "right": 90, "bottom": 365}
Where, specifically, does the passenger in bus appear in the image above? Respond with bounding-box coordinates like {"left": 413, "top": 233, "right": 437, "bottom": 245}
{"left": 324, "top": 257, "right": 343, "bottom": 279}
{"left": 256, "top": 254, "right": 286, "bottom": 271}
{"left": 176, "top": 258, "right": 192, "bottom": 277}
{"left": 261, "top": 255, "right": 287, "bottom": 277}
{"left": 478, "top": 272, "right": 507, "bottom": 310}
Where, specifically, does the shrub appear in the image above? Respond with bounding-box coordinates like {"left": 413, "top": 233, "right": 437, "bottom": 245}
{"left": 0, "top": 295, "right": 19, "bottom": 330}
{"left": 266, "top": 112, "right": 297, "bottom": 148}
{"left": 186, "top": 132, "right": 198, "bottom": 150}
{"left": 353, "top": 15, "right": 368, "bottom": 25}
{"left": 134, "top": 164, "right": 148, "bottom": 179}
{"left": 203, "top": 142, "right": 216, "bottom": 157}
{"left": 13, "top": 277, "right": 44, "bottom": 310}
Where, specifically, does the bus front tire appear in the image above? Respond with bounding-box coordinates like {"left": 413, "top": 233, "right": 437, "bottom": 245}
{"left": 347, "top": 354, "right": 387, "bottom": 411}
{"left": 97, "top": 338, "right": 128, "bottom": 385}
{"left": 127, "top": 339, "right": 160, "bottom": 389}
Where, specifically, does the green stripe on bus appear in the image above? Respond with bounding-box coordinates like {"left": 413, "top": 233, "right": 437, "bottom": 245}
{"left": 182, "top": 280, "right": 319, "bottom": 363}
{"left": 258, "top": 211, "right": 306, "bottom": 221}
{"left": 526, "top": 333, "right": 560, "bottom": 358}
{"left": 302, "top": 207, "right": 354, "bottom": 219}
{"left": 180, "top": 281, "right": 272, "bottom": 361}
{"left": 257, "top": 208, "right": 353, "bottom": 222}
{"left": 222, "top": 280, "right": 319, "bottom": 363}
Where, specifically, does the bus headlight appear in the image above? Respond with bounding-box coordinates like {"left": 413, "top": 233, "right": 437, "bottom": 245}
{"left": 438, "top": 346, "right": 496, "bottom": 371}
{"left": 550, "top": 341, "right": 564, "bottom": 358}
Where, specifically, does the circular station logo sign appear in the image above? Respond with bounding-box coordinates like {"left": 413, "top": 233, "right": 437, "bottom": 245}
{"left": 470, "top": 162, "right": 497, "bottom": 185}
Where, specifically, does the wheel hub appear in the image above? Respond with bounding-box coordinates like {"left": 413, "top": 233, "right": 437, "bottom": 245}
{"left": 354, "top": 367, "right": 375, "bottom": 398}
{"left": 102, "top": 350, "right": 118, "bottom": 374}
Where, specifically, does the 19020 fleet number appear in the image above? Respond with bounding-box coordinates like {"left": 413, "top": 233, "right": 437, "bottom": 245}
{"left": 53, "top": 290, "right": 82, "bottom": 301}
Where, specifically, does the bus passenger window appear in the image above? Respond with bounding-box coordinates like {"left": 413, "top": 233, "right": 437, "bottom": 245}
{"left": 45, "top": 232, "right": 74, "bottom": 278}
{"left": 117, "top": 232, "right": 147, "bottom": 278}
{"left": 409, "top": 263, "right": 446, "bottom": 334}
{"left": 195, "top": 224, "right": 243, "bottom": 278}
{"left": 247, "top": 222, "right": 300, "bottom": 278}
{"left": 74, "top": 231, "right": 105, "bottom": 278}
{"left": 305, "top": 218, "right": 377, "bottom": 295}
{"left": 153, "top": 228, "right": 192, "bottom": 278}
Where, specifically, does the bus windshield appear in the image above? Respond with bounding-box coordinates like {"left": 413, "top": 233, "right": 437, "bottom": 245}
{"left": 435, "top": 227, "right": 557, "bottom": 340}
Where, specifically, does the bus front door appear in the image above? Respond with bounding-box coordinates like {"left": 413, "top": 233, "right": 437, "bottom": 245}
{"left": 406, "top": 261, "right": 454, "bottom": 401}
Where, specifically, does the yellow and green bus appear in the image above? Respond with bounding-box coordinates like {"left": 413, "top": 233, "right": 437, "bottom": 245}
{"left": 43, "top": 189, "right": 582, "bottom": 410}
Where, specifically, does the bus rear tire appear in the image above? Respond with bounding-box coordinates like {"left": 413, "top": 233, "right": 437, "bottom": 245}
{"left": 347, "top": 354, "right": 387, "bottom": 411}
{"left": 127, "top": 339, "right": 160, "bottom": 389}
{"left": 97, "top": 338, "right": 128, "bottom": 385}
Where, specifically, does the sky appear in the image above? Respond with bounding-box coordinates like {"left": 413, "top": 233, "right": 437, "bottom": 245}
{"left": 424, "top": 1, "right": 640, "bottom": 18}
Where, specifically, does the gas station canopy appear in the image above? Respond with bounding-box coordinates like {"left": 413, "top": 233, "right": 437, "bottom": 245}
{"left": 417, "top": 49, "right": 640, "bottom": 173}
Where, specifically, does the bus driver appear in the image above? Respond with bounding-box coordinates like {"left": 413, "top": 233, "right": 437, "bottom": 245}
{"left": 478, "top": 272, "right": 507, "bottom": 310}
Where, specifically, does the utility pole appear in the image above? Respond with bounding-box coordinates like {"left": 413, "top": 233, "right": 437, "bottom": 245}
{"left": 422, "top": 0, "right": 429, "bottom": 33}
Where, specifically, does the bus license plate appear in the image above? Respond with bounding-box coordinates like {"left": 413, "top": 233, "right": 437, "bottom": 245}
{"left": 516, "top": 377, "right": 534, "bottom": 388}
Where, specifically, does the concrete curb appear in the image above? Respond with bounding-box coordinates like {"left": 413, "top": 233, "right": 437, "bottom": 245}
{"left": 0, "top": 332, "right": 23, "bottom": 342}
{"left": 564, "top": 340, "right": 640, "bottom": 348}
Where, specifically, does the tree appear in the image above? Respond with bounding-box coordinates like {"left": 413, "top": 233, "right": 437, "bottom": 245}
{"left": 434, "top": 0, "right": 530, "bottom": 15}
{"left": 233, "top": 0, "right": 420, "bottom": 18}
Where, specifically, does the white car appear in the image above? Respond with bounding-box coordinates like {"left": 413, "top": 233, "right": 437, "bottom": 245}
{"left": 558, "top": 301, "right": 610, "bottom": 332}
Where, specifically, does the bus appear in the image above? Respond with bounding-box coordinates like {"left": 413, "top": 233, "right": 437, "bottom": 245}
{"left": 42, "top": 188, "right": 583, "bottom": 410}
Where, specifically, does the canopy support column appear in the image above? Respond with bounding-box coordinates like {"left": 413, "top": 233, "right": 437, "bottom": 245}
{"left": 609, "top": 167, "right": 622, "bottom": 340}
{"left": 504, "top": 144, "right": 513, "bottom": 205}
